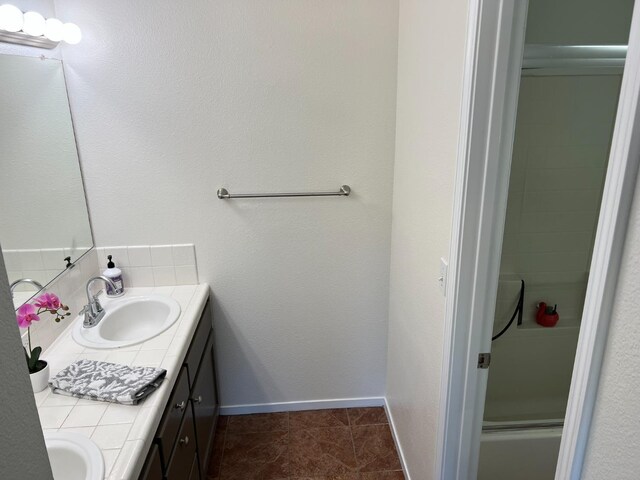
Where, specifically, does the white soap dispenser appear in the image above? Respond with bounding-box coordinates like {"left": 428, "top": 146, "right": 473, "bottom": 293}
{"left": 103, "top": 255, "right": 124, "bottom": 297}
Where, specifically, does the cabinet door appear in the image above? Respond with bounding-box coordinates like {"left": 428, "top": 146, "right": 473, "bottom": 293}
{"left": 188, "top": 454, "right": 200, "bottom": 480}
{"left": 192, "top": 332, "right": 218, "bottom": 474}
{"left": 157, "top": 366, "right": 190, "bottom": 462}
{"left": 166, "top": 407, "right": 198, "bottom": 480}
{"left": 139, "top": 444, "right": 164, "bottom": 480}
{"left": 186, "top": 300, "right": 212, "bottom": 386}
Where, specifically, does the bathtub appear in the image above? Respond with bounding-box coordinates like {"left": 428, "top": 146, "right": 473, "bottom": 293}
{"left": 477, "top": 419, "right": 563, "bottom": 480}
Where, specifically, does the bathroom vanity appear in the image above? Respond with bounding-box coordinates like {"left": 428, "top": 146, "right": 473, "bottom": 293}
{"left": 139, "top": 297, "right": 218, "bottom": 480}
{"left": 32, "top": 284, "right": 218, "bottom": 480}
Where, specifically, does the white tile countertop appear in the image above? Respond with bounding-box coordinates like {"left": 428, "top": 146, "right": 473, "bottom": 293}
{"left": 33, "top": 284, "right": 210, "bottom": 480}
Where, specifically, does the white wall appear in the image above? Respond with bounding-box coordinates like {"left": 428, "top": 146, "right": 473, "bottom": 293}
{"left": 582, "top": 167, "right": 640, "bottom": 478}
{"left": 0, "top": 248, "right": 52, "bottom": 479}
{"left": 54, "top": 0, "right": 399, "bottom": 408}
{"left": 385, "top": 0, "right": 468, "bottom": 477}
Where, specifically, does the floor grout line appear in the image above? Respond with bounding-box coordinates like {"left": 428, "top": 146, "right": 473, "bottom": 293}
{"left": 348, "top": 409, "right": 361, "bottom": 478}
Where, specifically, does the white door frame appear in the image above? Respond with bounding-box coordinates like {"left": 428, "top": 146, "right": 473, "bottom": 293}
{"left": 436, "top": 0, "right": 640, "bottom": 479}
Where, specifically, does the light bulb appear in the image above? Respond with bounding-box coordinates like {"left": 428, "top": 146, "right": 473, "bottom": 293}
{"left": 44, "top": 17, "right": 63, "bottom": 42}
{"left": 62, "top": 22, "right": 81, "bottom": 44}
{"left": 0, "top": 4, "right": 23, "bottom": 32}
{"left": 22, "top": 11, "right": 45, "bottom": 36}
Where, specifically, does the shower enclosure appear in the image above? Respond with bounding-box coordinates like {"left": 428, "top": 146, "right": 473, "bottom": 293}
{"left": 478, "top": 1, "right": 634, "bottom": 478}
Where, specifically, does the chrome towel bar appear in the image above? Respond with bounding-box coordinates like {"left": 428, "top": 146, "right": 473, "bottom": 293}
{"left": 217, "top": 185, "right": 351, "bottom": 199}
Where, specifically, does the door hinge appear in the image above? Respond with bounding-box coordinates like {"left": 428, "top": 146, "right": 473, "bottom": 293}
{"left": 478, "top": 352, "right": 491, "bottom": 369}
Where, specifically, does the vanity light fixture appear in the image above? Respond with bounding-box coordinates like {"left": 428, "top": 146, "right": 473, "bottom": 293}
{"left": 0, "top": 4, "right": 81, "bottom": 49}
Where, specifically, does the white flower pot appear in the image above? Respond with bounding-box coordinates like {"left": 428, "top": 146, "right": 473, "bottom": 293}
{"left": 30, "top": 361, "right": 50, "bottom": 393}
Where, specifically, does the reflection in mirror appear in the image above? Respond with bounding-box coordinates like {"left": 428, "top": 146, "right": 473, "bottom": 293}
{"left": 0, "top": 55, "right": 93, "bottom": 308}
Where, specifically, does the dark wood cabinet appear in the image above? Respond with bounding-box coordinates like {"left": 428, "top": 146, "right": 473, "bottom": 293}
{"left": 139, "top": 299, "right": 218, "bottom": 480}
{"left": 191, "top": 332, "right": 218, "bottom": 474}
{"left": 139, "top": 445, "right": 163, "bottom": 480}
{"left": 166, "top": 407, "right": 198, "bottom": 480}
{"left": 156, "top": 366, "right": 190, "bottom": 462}
{"left": 188, "top": 454, "right": 200, "bottom": 480}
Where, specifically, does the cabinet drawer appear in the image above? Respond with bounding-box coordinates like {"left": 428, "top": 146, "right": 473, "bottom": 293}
{"left": 166, "top": 407, "right": 198, "bottom": 480}
{"left": 185, "top": 300, "right": 212, "bottom": 385}
{"left": 157, "top": 365, "right": 190, "bottom": 461}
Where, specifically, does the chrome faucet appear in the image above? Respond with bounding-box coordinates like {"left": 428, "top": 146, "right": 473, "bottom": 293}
{"left": 82, "top": 276, "right": 117, "bottom": 328}
{"left": 9, "top": 278, "right": 44, "bottom": 297}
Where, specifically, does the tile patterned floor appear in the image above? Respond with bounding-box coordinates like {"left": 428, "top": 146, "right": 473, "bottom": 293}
{"left": 207, "top": 407, "right": 405, "bottom": 480}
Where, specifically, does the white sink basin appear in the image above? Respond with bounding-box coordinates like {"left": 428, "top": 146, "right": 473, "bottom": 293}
{"left": 72, "top": 294, "right": 181, "bottom": 349}
{"left": 44, "top": 431, "right": 104, "bottom": 480}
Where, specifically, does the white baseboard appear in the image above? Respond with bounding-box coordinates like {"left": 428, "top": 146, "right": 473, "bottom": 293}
{"left": 384, "top": 398, "right": 412, "bottom": 480}
{"left": 219, "top": 396, "right": 385, "bottom": 416}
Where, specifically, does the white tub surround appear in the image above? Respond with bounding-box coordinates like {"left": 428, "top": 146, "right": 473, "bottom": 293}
{"left": 478, "top": 426, "right": 562, "bottom": 480}
{"left": 33, "top": 284, "right": 210, "bottom": 480}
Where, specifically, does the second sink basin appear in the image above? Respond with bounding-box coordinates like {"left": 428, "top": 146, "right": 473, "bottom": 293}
{"left": 45, "top": 431, "right": 104, "bottom": 480}
{"left": 72, "top": 294, "right": 181, "bottom": 349}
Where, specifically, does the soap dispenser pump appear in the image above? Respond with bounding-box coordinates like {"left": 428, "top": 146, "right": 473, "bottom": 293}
{"left": 103, "top": 255, "right": 124, "bottom": 297}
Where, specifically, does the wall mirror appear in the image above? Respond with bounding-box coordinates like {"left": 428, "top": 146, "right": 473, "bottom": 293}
{"left": 0, "top": 54, "right": 93, "bottom": 308}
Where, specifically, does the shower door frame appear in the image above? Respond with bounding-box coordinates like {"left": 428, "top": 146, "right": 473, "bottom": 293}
{"left": 436, "top": 0, "right": 640, "bottom": 479}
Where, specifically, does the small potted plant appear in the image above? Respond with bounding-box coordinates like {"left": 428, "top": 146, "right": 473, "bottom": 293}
{"left": 16, "top": 292, "right": 70, "bottom": 392}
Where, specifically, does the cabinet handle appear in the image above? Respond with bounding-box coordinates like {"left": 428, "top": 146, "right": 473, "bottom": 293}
{"left": 175, "top": 401, "right": 186, "bottom": 410}
{"left": 192, "top": 395, "right": 203, "bottom": 404}
{"left": 179, "top": 436, "right": 189, "bottom": 446}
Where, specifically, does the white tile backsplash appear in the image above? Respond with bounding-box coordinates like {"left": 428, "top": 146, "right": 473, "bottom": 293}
{"left": 19, "top": 249, "right": 44, "bottom": 270}
{"left": 99, "top": 244, "right": 198, "bottom": 288}
{"left": 4, "top": 248, "right": 92, "bottom": 291}
{"left": 125, "top": 267, "right": 154, "bottom": 287}
{"left": 19, "top": 249, "right": 100, "bottom": 354}
{"left": 152, "top": 266, "right": 176, "bottom": 286}
{"left": 172, "top": 244, "right": 196, "bottom": 266}
{"left": 96, "top": 246, "right": 130, "bottom": 268}
{"left": 13, "top": 244, "right": 198, "bottom": 371}
{"left": 150, "top": 245, "right": 173, "bottom": 266}
{"left": 126, "top": 246, "right": 151, "bottom": 267}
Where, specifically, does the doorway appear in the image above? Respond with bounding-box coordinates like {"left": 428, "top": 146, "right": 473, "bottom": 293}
{"left": 437, "top": 1, "right": 640, "bottom": 479}
{"left": 478, "top": 2, "right": 633, "bottom": 478}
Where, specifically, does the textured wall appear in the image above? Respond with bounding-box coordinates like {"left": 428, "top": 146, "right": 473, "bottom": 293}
{"left": 0, "top": 248, "right": 52, "bottom": 479}
{"left": 385, "top": 0, "right": 468, "bottom": 477}
{"left": 54, "top": 0, "right": 399, "bottom": 408}
{"left": 582, "top": 166, "right": 640, "bottom": 478}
